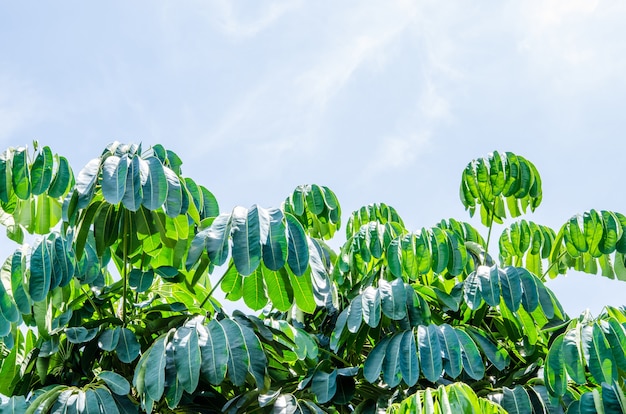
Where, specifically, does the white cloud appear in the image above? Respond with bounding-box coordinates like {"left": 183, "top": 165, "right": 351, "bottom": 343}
{"left": 197, "top": 0, "right": 302, "bottom": 38}
{"left": 296, "top": 1, "right": 420, "bottom": 108}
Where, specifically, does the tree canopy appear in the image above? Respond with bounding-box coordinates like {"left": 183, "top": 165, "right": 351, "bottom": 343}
{"left": 0, "top": 142, "right": 625, "bottom": 413}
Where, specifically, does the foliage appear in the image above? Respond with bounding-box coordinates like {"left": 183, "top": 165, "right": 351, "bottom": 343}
{"left": 0, "top": 142, "right": 626, "bottom": 413}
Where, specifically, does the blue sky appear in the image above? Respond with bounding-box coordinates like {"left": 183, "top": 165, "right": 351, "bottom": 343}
{"left": 1, "top": 1, "right": 626, "bottom": 316}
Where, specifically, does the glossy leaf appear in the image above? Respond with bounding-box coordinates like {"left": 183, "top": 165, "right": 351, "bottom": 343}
{"left": 98, "top": 371, "right": 131, "bottom": 396}
{"left": 173, "top": 326, "right": 201, "bottom": 393}
{"left": 200, "top": 320, "right": 228, "bottom": 386}
{"left": 116, "top": 328, "right": 140, "bottom": 363}
{"left": 231, "top": 206, "right": 262, "bottom": 276}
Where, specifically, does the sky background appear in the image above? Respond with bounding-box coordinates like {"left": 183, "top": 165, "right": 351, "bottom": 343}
{"left": 1, "top": 1, "right": 626, "bottom": 316}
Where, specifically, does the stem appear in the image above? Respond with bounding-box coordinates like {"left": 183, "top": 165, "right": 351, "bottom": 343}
{"left": 122, "top": 211, "right": 129, "bottom": 326}
{"left": 80, "top": 286, "right": 102, "bottom": 319}
{"left": 484, "top": 208, "right": 495, "bottom": 253}
{"left": 317, "top": 347, "right": 352, "bottom": 366}
{"left": 541, "top": 250, "right": 568, "bottom": 280}
{"left": 198, "top": 270, "right": 229, "bottom": 310}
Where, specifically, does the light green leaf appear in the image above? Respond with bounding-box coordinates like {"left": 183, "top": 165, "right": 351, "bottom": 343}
{"left": 262, "top": 265, "right": 293, "bottom": 312}
{"left": 243, "top": 267, "right": 268, "bottom": 311}
{"left": 544, "top": 334, "right": 567, "bottom": 397}
{"left": 289, "top": 269, "right": 316, "bottom": 314}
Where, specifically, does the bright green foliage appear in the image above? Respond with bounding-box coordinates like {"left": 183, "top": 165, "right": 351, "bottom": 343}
{"left": 1, "top": 145, "right": 626, "bottom": 413}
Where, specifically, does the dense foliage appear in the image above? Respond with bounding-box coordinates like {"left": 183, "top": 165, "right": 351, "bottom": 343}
{"left": 0, "top": 142, "right": 625, "bottom": 413}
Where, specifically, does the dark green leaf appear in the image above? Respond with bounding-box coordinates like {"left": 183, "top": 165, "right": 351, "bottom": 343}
{"left": 206, "top": 213, "right": 232, "bottom": 266}
{"left": 263, "top": 208, "right": 287, "bottom": 271}
{"left": 361, "top": 286, "right": 381, "bottom": 328}
{"left": 121, "top": 155, "right": 142, "bottom": 211}
{"left": 144, "top": 335, "right": 167, "bottom": 402}
{"left": 312, "top": 369, "right": 337, "bottom": 404}
{"left": 31, "top": 146, "right": 53, "bottom": 195}
{"left": 364, "top": 336, "right": 390, "bottom": 383}
{"left": 102, "top": 155, "right": 129, "bottom": 204}
{"left": 65, "top": 327, "right": 98, "bottom": 344}
{"left": 380, "top": 279, "right": 406, "bottom": 320}
{"left": 98, "top": 328, "right": 121, "bottom": 352}
{"left": 231, "top": 205, "right": 262, "bottom": 276}
{"left": 400, "top": 330, "right": 419, "bottom": 387}
{"left": 48, "top": 156, "right": 72, "bottom": 198}
{"left": 218, "top": 319, "right": 250, "bottom": 387}
{"left": 29, "top": 239, "right": 52, "bottom": 302}
{"left": 173, "top": 326, "right": 201, "bottom": 393}
{"left": 128, "top": 269, "right": 154, "bottom": 293}
{"left": 501, "top": 386, "right": 532, "bottom": 414}
{"left": 418, "top": 325, "right": 443, "bottom": 382}
{"left": 285, "top": 213, "right": 309, "bottom": 276}
{"left": 99, "top": 371, "right": 131, "bottom": 395}
{"left": 199, "top": 320, "right": 229, "bottom": 385}
{"left": 116, "top": 328, "right": 140, "bottom": 363}
{"left": 141, "top": 156, "right": 167, "bottom": 210}
{"left": 11, "top": 147, "right": 30, "bottom": 200}
{"left": 439, "top": 324, "right": 462, "bottom": 379}
{"left": 163, "top": 166, "right": 182, "bottom": 218}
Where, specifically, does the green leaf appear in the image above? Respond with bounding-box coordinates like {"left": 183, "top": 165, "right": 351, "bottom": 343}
{"left": 231, "top": 206, "right": 262, "bottom": 276}
{"left": 477, "top": 265, "right": 500, "bottom": 307}
{"left": 312, "top": 369, "right": 338, "bottom": 404}
{"left": 500, "top": 267, "right": 523, "bottom": 311}
{"left": 455, "top": 328, "right": 484, "bottom": 380}
{"left": 116, "top": 328, "right": 140, "bottom": 363}
{"left": 262, "top": 265, "right": 293, "bottom": 312}
{"left": 562, "top": 325, "right": 586, "bottom": 385}
{"left": 199, "top": 320, "right": 229, "bottom": 386}
{"left": 31, "top": 146, "right": 53, "bottom": 195}
{"left": 206, "top": 213, "right": 232, "bottom": 266}
{"left": 380, "top": 279, "right": 406, "bottom": 320}
{"left": 141, "top": 156, "right": 167, "bottom": 210}
{"left": 263, "top": 208, "right": 287, "bottom": 271}
{"left": 289, "top": 269, "right": 316, "bottom": 314}
{"left": 583, "top": 324, "right": 615, "bottom": 384}
{"left": 163, "top": 166, "right": 183, "bottom": 218}
{"left": 418, "top": 325, "right": 443, "bottom": 383}
{"left": 48, "top": 155, "right": 73, "bottom": 198}
{"left": 400, "top": 330, "right": 419, "bottom": 387}
{"left": 11, "top": 147, "right": 30, "bottom": 200}
{"left": 173, "top": 326, "right": 201, "bottom": 393}
{"left": 544, "top": 334, "right": 567, "bottom": 397}
{"left": 285, "top": 213, "right": 309, "bottom": 276}
{"left": 93, "top": 387, "right": 121, "bottom": 414}
{"left": 501, "top": 386, "right": 532, "bottom": 414}
{"left": 29, "top": 239, "right": 52, "bottom": 302}
{"left": 144, "top": 335, "right": 167, "bottom": 402}
{"left": 518, "top": 268, "right": 539, "bottom": 312}
{"left": 121, "top": 155, "right": 142, "bottom": 211}
{"left": 465, "top": 327, "right": 509, "bottom": 371}
{"left": 463, "top": 271, "right": 483, "bottom": 310}
{"left": 346, "top": 294, "right": 363, "bottom": 334}
{"left": 129, "top": 269, "right": 154, "bottom": 292}
{"left": 102, "top": 155, "right": 129, "bottom": 204}
{"left": 98, "top": 371, "right": 131, "bottom": 396}
{"left": 361, "top": 286, "right": 381, "bottom": 328}
{"left": 75, "top": 158, "right": 101, "bottom": 208}
{"left": 98, "top": 328, "right": 121, "bottom": 352}
{"left": 439, "top": 324, "right": 462, "bottom": 379}
{"left": 382, "top": 333, "right": 402, "bottom": 388}
{"left": 65, "top": 327, "right": 98, "bottom": 344}
{"left": 218, "top": 319, "right": 250, "bottom": 387}
{"left": 364, "top": 336, "right": 390, "bottom": 383}
{"left": 243, "top": 267, "right": 268, "bottom": 311}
